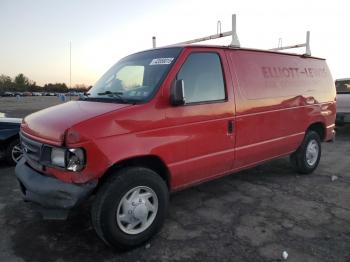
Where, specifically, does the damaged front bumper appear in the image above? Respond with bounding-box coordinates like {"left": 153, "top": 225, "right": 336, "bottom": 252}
{"left": 15, "top": 158, "right": 97, "bottom": 219}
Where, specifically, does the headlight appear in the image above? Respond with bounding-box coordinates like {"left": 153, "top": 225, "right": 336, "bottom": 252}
{"left": 50, "top": 147, "right": 85, "bottom": 171}
{"left": 66, "top": 148, "right": 85, "bottom": 171}
{"left": 51, "top": 148, "right": 66, "bottom": 168}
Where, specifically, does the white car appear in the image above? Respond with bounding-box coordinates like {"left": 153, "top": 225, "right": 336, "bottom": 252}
{"left": 335, "top": 78, "right": 350, "bottom": 124}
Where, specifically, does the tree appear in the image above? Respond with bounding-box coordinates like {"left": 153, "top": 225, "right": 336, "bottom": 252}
{"left": 73, "top": 84, "right": 90, "bottom": 92}
{"left": 0, "top": 74, "right": 13, "bottom": 92}
{"left": 14, "top": 73, "right": 29, "bottom": 85}
{"left": 14, "top": 74, "right": 30, "bottom": 91}
{"left": 43, "top": 83, "right": 68, "bottom": 93}
{"left": 0, "top": 72, "right": 90, "bottom": 93}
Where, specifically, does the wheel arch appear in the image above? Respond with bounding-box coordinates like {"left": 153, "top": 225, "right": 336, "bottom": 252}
{"left": 98, "top": 155, "right": 171, "bottom": 190}
{"left": 307, "top": 122, "right": 326, "bottom": 141}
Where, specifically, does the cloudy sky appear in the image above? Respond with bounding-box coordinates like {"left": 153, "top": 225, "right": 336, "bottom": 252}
{"left": 0, "top": 0, "right": 349, "bottom": 86}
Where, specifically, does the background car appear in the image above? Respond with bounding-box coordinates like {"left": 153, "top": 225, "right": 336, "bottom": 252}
{"left": 2, "top": 92, "right": 15, "bottom": 97}
{"left": 0, "top": 117, "right": 22, "bottom": 165}
{"left": 22, "top": 92, "right": 33, "bottom": 96}
{"left": 335, "top": 78, "right": 350, "bottom": 125}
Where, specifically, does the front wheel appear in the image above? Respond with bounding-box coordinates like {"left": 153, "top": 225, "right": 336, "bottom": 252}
{"left": 6, "top": 138, "right": 23, "bottom": 165}
{"left": 290, "top": 131, "right": 321, "bottom": 174}
{"left": 91, "top": 167, "right": 169, "bottom": 249}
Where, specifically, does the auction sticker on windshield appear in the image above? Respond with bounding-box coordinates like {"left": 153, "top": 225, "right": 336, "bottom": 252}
{"left": 149, "top": 58, "right": 174, "bottom": 65}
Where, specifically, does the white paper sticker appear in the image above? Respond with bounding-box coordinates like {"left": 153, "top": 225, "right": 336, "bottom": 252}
{"left": 149, "top": 58, "right": 174, "bottom": 65}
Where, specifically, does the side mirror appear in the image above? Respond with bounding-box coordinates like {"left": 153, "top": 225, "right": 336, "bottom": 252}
{"left": 170, "top": 79, "right": 185, "bottom": 106}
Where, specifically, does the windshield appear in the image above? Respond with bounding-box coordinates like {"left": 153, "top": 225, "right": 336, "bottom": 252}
{"left": 335, "top": 79, "right": 350, "bottom": 94}
{"left": 87, "top": 47, "right": 182, "bottom": 103}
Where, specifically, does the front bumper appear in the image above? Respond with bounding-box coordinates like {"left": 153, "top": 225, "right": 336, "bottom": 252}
{"left": 15, "top": 158, "right": 97, "bottom": 219}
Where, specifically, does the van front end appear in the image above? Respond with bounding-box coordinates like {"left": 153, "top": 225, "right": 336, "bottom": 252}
{"left": 15, "top": 131, "right": 108, "bottom": 219}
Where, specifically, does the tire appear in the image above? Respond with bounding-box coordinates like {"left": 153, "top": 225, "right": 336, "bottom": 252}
{"left": 290, "top": 131, "right": 321, "bottom": 174}
{"left": 91, "top": 167, "right": 169, "bottom": 250}
{"left": 5, "top": 138, "right": 23, "bottom": 165}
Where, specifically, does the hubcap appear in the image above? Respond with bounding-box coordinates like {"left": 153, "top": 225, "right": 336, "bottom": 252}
{"left": 306, "top": 139, "right": 319, "bottom": 166}
{"left": 11, "top": 144, "right": 23, "bottom": 163}
{"left": 116, "top": 186, "right": 158, "bottom": 235}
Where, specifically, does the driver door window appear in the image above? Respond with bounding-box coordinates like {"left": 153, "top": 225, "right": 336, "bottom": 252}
{"left": 177, "top": 53, "right": 226, "bottom": 104}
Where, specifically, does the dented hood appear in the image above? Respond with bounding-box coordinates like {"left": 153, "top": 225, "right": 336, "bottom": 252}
{"left": 21, "top": 101, "right": 131, "bottom": 144}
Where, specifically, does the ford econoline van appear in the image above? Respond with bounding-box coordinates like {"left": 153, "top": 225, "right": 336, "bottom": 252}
{"left": 15, "top": 45, "right": 336, "bottom": 249}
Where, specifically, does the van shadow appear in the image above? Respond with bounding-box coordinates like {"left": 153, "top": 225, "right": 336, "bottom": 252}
{"left": 7, "top": 201, "right": 120, "bottom": 262}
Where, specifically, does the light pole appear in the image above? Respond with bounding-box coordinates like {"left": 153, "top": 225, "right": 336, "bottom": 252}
{"left": 69, "top": 41, "right": 72, "bottom": 100}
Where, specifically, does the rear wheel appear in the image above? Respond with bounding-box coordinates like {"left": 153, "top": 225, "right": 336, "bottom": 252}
{"left": 290, "top": 131, "right": 321, "bottom": 174}
{"left": 91, "top": 167, "right": 169, "bottom": 249}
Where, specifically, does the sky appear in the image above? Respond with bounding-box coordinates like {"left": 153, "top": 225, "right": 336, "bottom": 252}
{"left": 0, "top": 0, "right": 349, "bottom": 87}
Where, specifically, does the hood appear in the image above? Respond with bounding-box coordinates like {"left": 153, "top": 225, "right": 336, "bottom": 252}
{"left": 22, "top": 101, "right": 131, "bottom": 144}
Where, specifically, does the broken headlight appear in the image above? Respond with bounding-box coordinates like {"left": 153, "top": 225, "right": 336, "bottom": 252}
{"left": 50, "top": 147, "right": 85, "bottom": 171}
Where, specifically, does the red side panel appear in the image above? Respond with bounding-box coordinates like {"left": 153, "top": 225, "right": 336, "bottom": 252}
{"left": 226, "top": 49, "right": 336, "bottom": 169}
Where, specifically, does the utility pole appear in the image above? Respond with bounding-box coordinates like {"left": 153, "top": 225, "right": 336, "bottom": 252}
{"left": 69, "top": 41, "right": 72, "bottom": 100}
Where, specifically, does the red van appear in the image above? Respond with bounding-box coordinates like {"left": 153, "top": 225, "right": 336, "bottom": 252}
{"left": 15, "top": 45, "right": 336, "bottom": 249}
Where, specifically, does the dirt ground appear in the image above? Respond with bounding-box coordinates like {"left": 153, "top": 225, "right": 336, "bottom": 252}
{"left": 0, "top": 97, "right": 350, "bottom": 262}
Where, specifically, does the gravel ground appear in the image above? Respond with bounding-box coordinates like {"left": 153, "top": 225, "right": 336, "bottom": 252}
{"left": 0, "top": 97, "right": 349, "bottom": 262}
{"left": 0, "top": 96, "right": 73, "bottom": 118}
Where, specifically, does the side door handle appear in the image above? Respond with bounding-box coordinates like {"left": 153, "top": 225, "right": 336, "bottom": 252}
{"left": 228, "top": 120, "right": 234, "bottom": 134}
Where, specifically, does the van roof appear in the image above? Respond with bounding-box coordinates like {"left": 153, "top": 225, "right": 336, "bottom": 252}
{"left": 150, "top": 45, "right": 325, "bottom": 60}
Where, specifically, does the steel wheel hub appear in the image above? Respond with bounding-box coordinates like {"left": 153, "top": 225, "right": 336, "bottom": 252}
{"left": 116, "top": 186, "right": 158, "bottom": 235}
{"left": 11, "top": 144, "right": 23, "bottom": 163}
{"left": 306, "top": 139, "right": 319, "bottom": 166}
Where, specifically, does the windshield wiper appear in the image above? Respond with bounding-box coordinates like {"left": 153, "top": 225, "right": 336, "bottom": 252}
{"left": 97, "top": 91, "right": 127, "bottom": 102}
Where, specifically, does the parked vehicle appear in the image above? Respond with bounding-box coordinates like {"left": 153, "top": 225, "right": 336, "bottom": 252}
{"left": 15, "top": 17, "right": 336, "bottom": 249}
{"left": 0, "top": 117, "right": 22, "bottom": 165}
{"left": 42, "top": 92, "right": 54, "bottom": 96}
{"left": 69, "top": 91, "right": 78, "bottom": 96}
{"left": 335, "top": 78, "right": 350, "bottom": 124}
{"left": 2, "top": 92, "right": 15, "bottom": 97}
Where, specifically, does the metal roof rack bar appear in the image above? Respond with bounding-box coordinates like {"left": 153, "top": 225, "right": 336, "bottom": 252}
{"left": 152, "top": 15, "right": 311, "bottom": 56}
{"left": 152, "top": 14, "right": 240, "bottom": 48}
{"left": 269, "top": 31, "right": 311, "bottom": 56}
{"left": 152, "top": 36, "right": 156, "bottom": 48}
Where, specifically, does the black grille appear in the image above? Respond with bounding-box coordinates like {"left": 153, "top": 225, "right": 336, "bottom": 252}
{"left": 20, "top": 132, "right": 43, "bottom": 163}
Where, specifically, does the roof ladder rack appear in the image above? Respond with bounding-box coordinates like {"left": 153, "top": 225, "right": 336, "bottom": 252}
{"left": 152, "top": 14, "right": 240, "bottom": 48}
{"left": 152, "top": 14, "right": 311, "bottom": 56}
{"left": 269, "top": 31, "right": 311, "bottom": 56}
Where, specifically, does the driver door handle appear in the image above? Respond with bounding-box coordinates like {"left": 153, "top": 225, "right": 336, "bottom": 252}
{"left": 228, "top": 120, "right": 234, "bottom": 134}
